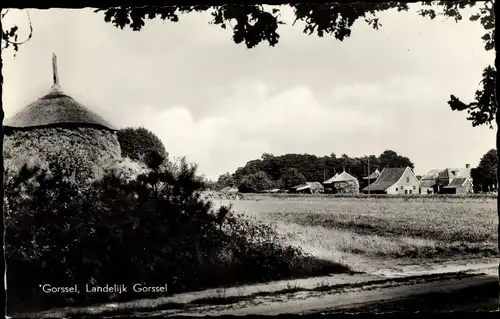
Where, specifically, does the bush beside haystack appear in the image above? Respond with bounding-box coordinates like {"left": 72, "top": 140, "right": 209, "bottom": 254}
{"left": 98, "top": 157, "right": 150, "bottom": 182}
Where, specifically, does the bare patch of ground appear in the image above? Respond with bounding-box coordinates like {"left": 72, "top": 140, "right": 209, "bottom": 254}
{"left": 160, "top": 267, "right": 497, "bottom": 316}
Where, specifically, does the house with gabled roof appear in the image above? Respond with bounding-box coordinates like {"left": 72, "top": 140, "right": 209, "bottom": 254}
{"left": 419, "top": 165, "right": 472, "bottom": 194}
{"left": 362, "top": 167, "right": 419, "bottom": 195}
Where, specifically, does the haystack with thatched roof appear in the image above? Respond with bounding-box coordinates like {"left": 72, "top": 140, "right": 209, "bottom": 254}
{"left": 323, "top": 171, "right": 359, "bottom": 194}
{"left": 3, "top": 53, "right": 121, "bottom": 183}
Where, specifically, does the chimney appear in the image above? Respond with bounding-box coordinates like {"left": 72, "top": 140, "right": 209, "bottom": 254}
{"left": 466, "top": 164, "right": 470, "bottom": 168}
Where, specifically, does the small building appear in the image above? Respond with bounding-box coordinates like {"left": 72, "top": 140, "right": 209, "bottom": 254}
{"left": 419, "top": 169, "right": 442, "bottom": 194}
{"left": 362, "top": 167, "right": 419, "bottom": 195}
{"left": 262, "top": 188, "right": 281, "bottom": 193}
{"left": 419, "top": 165, "right": 472, "bottom": 194}
{"left": 289, "top": 182, "right": 324, "bottom": 194}
{"left": 323, "top": 171, "right": 359, "bottom": 194}
{"left": 441, "top": 177, "right": 474, "bottom": 194}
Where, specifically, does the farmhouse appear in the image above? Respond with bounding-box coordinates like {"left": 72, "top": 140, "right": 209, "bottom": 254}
{"left": 323, "top": 171, "right": 359, "bottom": 194}
{"left": 289, "top": 182, "right": 324, "bottom": 194}
{"left": 3, "top": 54, "right": 120, "bottom": 182}
{"left": 419, "top": 165, "right": 472, "bottom": 194}
{"left": 362, "top": 167, "right": 419, "bottom": 195}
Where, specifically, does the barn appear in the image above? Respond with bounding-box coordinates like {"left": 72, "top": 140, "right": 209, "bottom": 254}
{"left": 419, "top": 165, "right": 472, "bottom": 194}
{"left": 441, "top": 177, "right": 474, "bottom": 194}
{"left": 362, "top": 167, "right": 420, "bottom": 195}
{"left": 3, "top": 54, "right": 121, "bottom": 183}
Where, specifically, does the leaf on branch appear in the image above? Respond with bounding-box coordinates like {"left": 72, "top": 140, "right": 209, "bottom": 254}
{"left": 481, "top": 33, "right": 491, "bottom": 40}
{"left": 470, "top": 13, "right": 480, "bottom": 21}
{"left": 448, "top": 95, "right": 469, "bottom": 111}
{"left": 449, "top": 66, "right": 497, "bottom": 128}
{"left": 418, "top": 9, "right": 437, "bottom": 20}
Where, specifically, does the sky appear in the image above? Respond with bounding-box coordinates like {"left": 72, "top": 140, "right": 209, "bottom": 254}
{"left": 2, "top": 6, "right": 496, "bottom": 180}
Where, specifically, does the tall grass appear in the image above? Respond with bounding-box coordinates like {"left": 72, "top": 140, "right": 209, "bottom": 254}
{"left": 221, "top": 197, "right": 498, "bottom": 270}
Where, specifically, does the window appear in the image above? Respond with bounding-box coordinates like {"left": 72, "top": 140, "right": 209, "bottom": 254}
{"left": 401, "top": 185, "right": 404, "bottom": 190}
{"left": 409, "top": 190, "right": 412, "bottom": 194}
{"left": 395, "top": 188, "right": 398, "bottom": 191}
{"left": 406, "top": 177, "right": 410, "bottom": 183}
{"left": 405, "top": 190, "right": 408, "bottom": 194}
{"left": 413, "top": 186, "right": 416, "bottom": 190}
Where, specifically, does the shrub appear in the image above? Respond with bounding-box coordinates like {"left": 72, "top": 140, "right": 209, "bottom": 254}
{"left": 238, "top": 171, "right": 275, "bottom": 193}
{"left": 5, "top": 152, "right": 334, "bottom": 314}
{"left": 117, "top": 127, "right": 167, "bottom": 163}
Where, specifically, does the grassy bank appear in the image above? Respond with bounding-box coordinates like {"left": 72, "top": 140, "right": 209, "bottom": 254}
{"left": 221, "top": 197, "right": 498, "bottom": 269}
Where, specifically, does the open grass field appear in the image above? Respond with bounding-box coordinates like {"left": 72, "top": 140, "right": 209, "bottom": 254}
{"left": 220, "top": 195, "right": 498, "bottom": 273}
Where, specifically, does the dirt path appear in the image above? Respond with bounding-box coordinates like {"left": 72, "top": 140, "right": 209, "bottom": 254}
{"left": 151, "top": 263, "right": 498, "bottom": 316}
{"left": 14, "top": 260, "right": 498, "bottom": 318}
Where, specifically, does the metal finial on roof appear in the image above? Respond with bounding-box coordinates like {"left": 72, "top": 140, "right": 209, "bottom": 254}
{"left": 51, "top": 53, "right": 62, "bottom": 92}
{"left": 52, "top": 53, "right": 59, "bottom": 85}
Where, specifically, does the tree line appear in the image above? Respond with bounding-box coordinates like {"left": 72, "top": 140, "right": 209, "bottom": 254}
{"left": 472, "top": 149, "right": 498, "bottom": 192}
{"left": 114, "top": 128, "right": 498, "bottom": 194}
{"left": 213, "top": 148, "right": 498, "bottom": 194}
{"left": 214, "top": 150, "right": 414, "bottom": 193}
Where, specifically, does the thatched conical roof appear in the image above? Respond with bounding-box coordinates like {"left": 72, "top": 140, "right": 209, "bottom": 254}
{"left": 3, "top": 53, "right": 116, "bottom": 131}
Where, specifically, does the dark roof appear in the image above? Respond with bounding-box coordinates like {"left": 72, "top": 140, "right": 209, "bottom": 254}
{"left": 438, "top": 168, "right": 453, "bottom": 181}
{"left": 3, "top": 54, "right": 116, "bottom": 131}
{"left": 443, "top": 177, "right": 469, "bottom": 188}
{"left": 362, "top": 167, "right": 407, "bottom": 192}
{"left": 419, "top": 179, "right": 436, "bottom": 188}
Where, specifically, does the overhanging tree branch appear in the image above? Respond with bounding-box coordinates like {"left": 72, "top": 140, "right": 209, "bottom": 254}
{"left": 1, "top": 9, "right": 34, "bottom": 55}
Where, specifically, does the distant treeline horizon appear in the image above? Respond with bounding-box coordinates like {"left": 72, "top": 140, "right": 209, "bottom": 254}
{"left": 213, "top": 150, "right": 415, "bottom": 192}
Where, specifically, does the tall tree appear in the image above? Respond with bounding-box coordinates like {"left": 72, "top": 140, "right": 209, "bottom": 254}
{"left": 238, "top": 171, "right": 274, "bottom": 193}
{"left": 215, "top": 173, "right": 235, "bottom": 190}
{"left": 278, "top": 167, "right": 307, "bottom": 190}
{"left": 477, "top": 149, "right": 498, "bottom": 191}
{"left": 378, "top": 150, "right": 415, "bottom": 169}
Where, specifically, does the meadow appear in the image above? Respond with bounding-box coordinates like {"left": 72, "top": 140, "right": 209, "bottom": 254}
{"left": 220, "top": 195, "right": 498, "bottom": 273}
